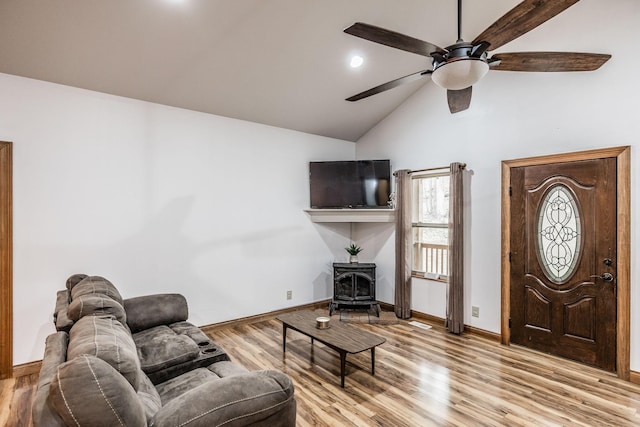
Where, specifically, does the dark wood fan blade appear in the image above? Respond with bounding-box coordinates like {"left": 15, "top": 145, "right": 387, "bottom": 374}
{"left": 491, "top": 52, "right": 611, "bottom": 72}
{"left": 447, "top": 87, "right": 472, "bottom": 113}
{"left": 473, "top": 0, "right": 579, "bottom": 51}
{"left": 346, "top": 70, "right": 431, "bottom": 102}
{"left": 344, "top": 22, "right": 445, "bottom": 57}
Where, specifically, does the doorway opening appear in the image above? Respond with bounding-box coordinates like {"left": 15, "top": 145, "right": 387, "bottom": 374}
{"left": 0, "top": 141, "right": 12, "bottom": 380}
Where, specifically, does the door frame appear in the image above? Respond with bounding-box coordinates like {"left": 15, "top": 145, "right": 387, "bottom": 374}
{"left": 501, "top": 146, "right": 631, "bottom": 380}
{"left": 0, "top": 141, "right": 12, "bottom": 379}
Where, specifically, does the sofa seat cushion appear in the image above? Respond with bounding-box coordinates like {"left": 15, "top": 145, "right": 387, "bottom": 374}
{"left": 50, "top": 355, "right": 146, "bottom": 427}
{"left": 68, "top": 315, "right": 141, "bottom": 390}
{"left": 155, "top": 367, "right": 219, "bottom": 405}
{"left": 152, "top": 371, "right": 295, "bottom": 427}
{"left": 71, "top": 275, "right": 123, "bottom": 305}
{"left": 133, "top": 325, "right": 199, "bottom": 374}
{"left": 67, "top": 293, "right": 127, "bottom": 324}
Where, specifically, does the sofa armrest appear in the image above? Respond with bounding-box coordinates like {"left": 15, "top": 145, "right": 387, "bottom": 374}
{"left": 124, "top": 294, "right": 188, "bottom": 333}
{"left": 152, "top": 371, "right": 296, "bottom": 427}
{"left": 53, "top": 290, "right": 69, "bottom": 321}
{"left": 53, "top": 290, "right": 74, "bottom": 332}
{"left": 32, "top": 332, "right": 69, "bottom": 427}
{"left": 54, "top": 310, "right": 74, "bottom": 333}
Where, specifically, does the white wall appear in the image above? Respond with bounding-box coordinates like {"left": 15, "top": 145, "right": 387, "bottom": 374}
{"left": 0, "top": 73, "right": 355, "bottom": 364}
{"left": 355, "top": 1, "right": 640, "bottom": 368}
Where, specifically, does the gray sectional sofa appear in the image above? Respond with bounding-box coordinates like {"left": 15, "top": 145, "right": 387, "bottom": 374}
{"left": 33, "top": 274, "right": 297, "bottom": 426}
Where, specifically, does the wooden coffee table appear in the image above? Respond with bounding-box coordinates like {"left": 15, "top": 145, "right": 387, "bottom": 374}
{"left": 276, "top": 310, "right": 386, "bottom": 388}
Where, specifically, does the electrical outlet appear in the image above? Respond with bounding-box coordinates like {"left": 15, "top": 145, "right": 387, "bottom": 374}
{"left": 286, "top": 290, "right": 292, "bottom": 300}
{"left": 472, "top": 306, "right": 479, "bottom": 318}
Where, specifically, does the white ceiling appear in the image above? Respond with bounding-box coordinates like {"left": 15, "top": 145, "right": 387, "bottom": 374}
{"left": 0, "top": 0, "right": 613, "bottom": 141}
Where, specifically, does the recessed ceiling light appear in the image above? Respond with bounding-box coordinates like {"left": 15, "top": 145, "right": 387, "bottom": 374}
{"left": 350, "top": 55, "right": 364, "bottom": 68}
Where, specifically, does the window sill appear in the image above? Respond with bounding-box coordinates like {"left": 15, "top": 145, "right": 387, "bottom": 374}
{"left": 412, "top": 272, "right": 447, "bottom": 283}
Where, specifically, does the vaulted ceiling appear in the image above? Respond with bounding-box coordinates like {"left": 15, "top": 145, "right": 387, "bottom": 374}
{"left": 0, "top": 0, "right": 614, "bottom": 141}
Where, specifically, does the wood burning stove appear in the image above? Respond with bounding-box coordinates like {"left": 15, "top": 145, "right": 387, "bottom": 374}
{"left": 330, "top": 262, "right": 379, "bottom": 316}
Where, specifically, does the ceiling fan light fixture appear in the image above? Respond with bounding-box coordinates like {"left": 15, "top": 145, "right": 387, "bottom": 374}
{"left": 431, "top": 57, "right": 489, "bottom": 90}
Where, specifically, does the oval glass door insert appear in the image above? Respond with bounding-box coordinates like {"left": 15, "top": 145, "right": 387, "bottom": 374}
{"left": 537, "top": 185, "right": 582, "bottom": 282}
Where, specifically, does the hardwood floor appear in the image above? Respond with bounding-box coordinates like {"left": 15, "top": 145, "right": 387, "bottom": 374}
{"left": 1, "top": 373, "right": 36, "bottom": 427}
{"left": 3, "top": 314, "right": 640, "bottom": 426}
{"left": 207, "top": 316, "right": 640, "bottom": 426}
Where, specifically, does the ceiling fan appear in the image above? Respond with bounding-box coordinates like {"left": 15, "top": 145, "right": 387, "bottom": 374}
{"left": 344, "top": 0, "right": 611, "bottom": 113}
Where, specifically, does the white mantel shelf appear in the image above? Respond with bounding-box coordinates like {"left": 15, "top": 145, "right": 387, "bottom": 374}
{"left": 304, "top": 208, "right": 396, "bottom": 223}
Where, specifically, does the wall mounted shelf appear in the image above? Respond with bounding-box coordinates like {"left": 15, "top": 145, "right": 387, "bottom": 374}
{"left": 304, "top": 209, "right": 395, "bottom": 223}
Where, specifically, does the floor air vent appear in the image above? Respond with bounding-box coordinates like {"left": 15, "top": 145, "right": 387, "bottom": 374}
{"left": 408, "top": 321, "right": 432, "bottom": 330}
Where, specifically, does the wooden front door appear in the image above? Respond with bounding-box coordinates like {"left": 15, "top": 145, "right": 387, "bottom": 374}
{"left": 510, "top": 158, "right": 617, "bottom": 371}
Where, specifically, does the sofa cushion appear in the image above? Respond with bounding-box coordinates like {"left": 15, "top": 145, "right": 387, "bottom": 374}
{"left": 124, "top": 294, "right": 188, "bottom": 333}
{"left": 133, "top": 325, "right": 199, "bottom": 374}
{"left": 68, "top": 315, "right": 141, "bottom": 390}
{"left": 67, "top": 293, "right": 127, "bottom": 324}
{"left": 71, "top": 275, "right": 123, "bottom": 305}
{"left": 155, "top": 367, "right": 219, "bottom": 405}
{"left": 65, "top": 273, "right": 88, "bottom": 291}
{"left": 49, "top": 355, "right": 146, "bottom": 427}
{"left": 152, "top": 371, "right": 295, "bottom": 427}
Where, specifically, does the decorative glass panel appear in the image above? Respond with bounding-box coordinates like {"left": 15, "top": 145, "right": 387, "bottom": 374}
{"left": 537, "top": 185, "right": 581, "bottom": 282}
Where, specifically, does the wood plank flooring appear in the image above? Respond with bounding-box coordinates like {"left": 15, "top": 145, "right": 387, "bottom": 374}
{"left": 207, "top": 316, "right": 640, "bottom": 426}
{"left": 3, "top": 315, "right": 640, "bottom": 426}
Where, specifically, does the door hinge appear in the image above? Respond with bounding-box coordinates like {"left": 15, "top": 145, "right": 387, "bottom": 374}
{"left": 508, "top": 252, "right": 512, "bottom": 263}
{"left": 509, "top": 186, "right": 512, "bottom": 196}
{"left": 509, "top": 318, "right": 512, "bottom": 329}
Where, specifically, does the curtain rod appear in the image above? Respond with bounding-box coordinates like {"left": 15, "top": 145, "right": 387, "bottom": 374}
{"left": 393, "top": 163, "right": 466, "bottom": 176}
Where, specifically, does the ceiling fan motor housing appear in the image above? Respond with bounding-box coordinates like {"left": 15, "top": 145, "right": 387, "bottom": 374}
{"left": 430, "top": 42, "right": 490, "bottom": 90}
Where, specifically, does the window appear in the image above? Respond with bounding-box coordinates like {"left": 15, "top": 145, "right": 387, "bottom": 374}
{"left": 412, "top": 172, "right": 450, "bottom": 280}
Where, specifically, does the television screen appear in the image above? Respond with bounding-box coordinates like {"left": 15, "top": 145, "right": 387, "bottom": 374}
{"left": 309, "top": 160, "right": 391, "bottom": 208}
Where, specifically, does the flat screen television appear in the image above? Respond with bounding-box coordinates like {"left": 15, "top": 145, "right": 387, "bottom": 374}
{"left": 309, "top": 160, "right": 391, "bottom": 209}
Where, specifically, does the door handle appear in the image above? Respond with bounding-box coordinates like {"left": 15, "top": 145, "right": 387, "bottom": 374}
{"left": 590, "top": 273, "right": 614, "bottom": 282}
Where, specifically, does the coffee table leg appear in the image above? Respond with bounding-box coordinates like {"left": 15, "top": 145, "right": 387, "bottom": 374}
{"left": 371, "top": 347, "right": 376, "bottom": 375}
{"left": 340, "top": 352, "right": 347, "bottom": 388}
{"left": 282, "top": 324, "right": 287, "bottom": 353}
